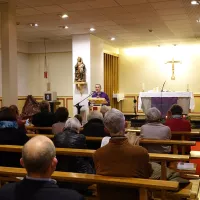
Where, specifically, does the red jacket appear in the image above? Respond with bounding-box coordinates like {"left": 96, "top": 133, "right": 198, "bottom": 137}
{"left": 165, "top": 118, "right": 191, "bottom": 140}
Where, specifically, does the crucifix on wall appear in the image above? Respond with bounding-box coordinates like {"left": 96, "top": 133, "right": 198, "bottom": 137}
{"left": 165, "top": 58, "right": 181, "bottom": 80}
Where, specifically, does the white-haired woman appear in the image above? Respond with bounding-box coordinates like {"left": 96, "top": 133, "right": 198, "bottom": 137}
{"left": 140, "top": 107, "right": 171, "bottom": 153}
{"left": 54, "top": 118, "right": 94, "bottom": 182}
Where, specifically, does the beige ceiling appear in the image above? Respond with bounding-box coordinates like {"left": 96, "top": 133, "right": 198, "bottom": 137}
{"left": 12, "top": 0, "right": 200, "bottom": 46}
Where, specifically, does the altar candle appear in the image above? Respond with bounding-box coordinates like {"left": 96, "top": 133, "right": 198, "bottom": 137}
{"left": 187, "top": 84, "right": 189, "bottom": 92}
{"left": 142, "top": 83, "right": 145, "bottom": 91}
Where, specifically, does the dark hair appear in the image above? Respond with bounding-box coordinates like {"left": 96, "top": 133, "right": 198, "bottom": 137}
{"left": 0, "top": 107, "right": 17, "bottom": 121}
{"left": 55, "top": 107, "right": 69, "bottom": 123}
{"left": 170, "top": 104, "right": 183, "bottom": 115}
{"left": 74, "top": 114, "right": 82, "bottom": 125}
{"left": 40, "top": 101, "right": 50, "bottom": 112}
{"left": 10, "top": 105, "right": 19, "bottom": 117}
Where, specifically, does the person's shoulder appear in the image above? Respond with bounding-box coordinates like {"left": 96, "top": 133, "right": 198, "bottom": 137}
{"left": 94, "top": 143, "right": 109, "bottom": 156}
{"left": 0, "top": 182, "right": 16, "bottom": 197}
{"left": 54, "top": 188, "right": 84, "bottom": 200}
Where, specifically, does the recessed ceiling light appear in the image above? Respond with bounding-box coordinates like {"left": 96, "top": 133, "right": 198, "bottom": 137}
{"left": 29, "top": 23, "right": 38, "bottom": 27}
{"left": 111, "top": 37, "right": 115, "bottom": 41}
{"left": 191, "top": 0, "right": 199, "bottom": 5}
{"left": 60, "top": 14, "right": 68, "bottom": 19}
{"left": 197, "top": 19, "right": 200, "bottom": 23}
{"left": 59, "top": 25, "right": 69, "bottom": 29}
{"left": 90, "top": 28, "right": 96, "bottom": 32}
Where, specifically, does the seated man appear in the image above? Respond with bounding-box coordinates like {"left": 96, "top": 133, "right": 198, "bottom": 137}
{"left": 165, "top": 104, "right": 191, "bottom": 136}
{"left": 0, "top": 135, "right": 83, "bottom": 200}
{"left": 93, "top": 108, "right": 152, "bottom": 200}
{"left": 32, "top": 100, "right": 56, "bottom": 127}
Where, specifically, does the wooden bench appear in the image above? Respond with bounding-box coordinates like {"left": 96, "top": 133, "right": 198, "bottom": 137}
{"left": 0, "top": 166, "right": 179, "bottom": 200}
{"left": 26, "top": 126, "right": 52, "bottom": 134}
{"left": 26, "top": 126, "right": 200, "bottom": 141}
{"left": 26, "top": 134, "right": 196, "bottom": 155}
{"left": 126, "top": 129, "right": 200, "bottom": 139}
{"left": 0, "top": 145, "right": 189, "bottom": 180}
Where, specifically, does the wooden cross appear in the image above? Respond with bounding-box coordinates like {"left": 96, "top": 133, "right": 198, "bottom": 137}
{"left": 165, "top": 58, "right": 181, "bottom": 80}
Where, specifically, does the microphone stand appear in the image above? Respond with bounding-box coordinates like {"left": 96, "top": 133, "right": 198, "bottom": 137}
{"left": 74, "top": 92, "right": 94, "bottom": 114}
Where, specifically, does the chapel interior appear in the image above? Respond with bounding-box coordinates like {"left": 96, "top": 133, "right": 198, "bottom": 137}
{"left": 1, "top": 0, "right": 200, "bottom": 199}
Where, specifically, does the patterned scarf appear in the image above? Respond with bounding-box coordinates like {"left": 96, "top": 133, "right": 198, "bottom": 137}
{"left": 0, "top": 121, "right": 18, "bottom": 129}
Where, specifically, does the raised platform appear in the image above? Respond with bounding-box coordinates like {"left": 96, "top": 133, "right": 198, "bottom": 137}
{"left": 128, "top": 114, "right": 200, "bottom": 128}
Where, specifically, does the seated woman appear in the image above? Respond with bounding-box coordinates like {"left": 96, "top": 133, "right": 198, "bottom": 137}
{"left": 54, "top": 118, "right": 94, "bottom": 191}
{"left": 100, "top": 105, "right": 110, "bottom": 117}
{"left": 81, "top": 111, "right": 108, "bottom": 137}
{"left": 32, "top": 101, "right": 55, "bottom": 127}
{"left": 52, "top": 107, "right": 69, "bottom": 135}
{"left": 54, "top": 117, "right": 94, "bottom": 172}
{"left": 9, "top": 105, "right": 26, "bottom": 128}
{"left": 140, "top": 107, "right": 171, "bottom": 153}
{"left": 0, "top": 107, "right": 29, "bottom": 167}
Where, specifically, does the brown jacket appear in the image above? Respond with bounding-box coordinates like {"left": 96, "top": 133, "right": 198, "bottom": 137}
{"left": 93, "top": 137, "right": 152, "bottom": 200}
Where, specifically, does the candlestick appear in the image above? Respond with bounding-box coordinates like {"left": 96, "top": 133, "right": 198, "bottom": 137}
{"left": 187, "top": 84, "right": 189, "bottom": 92}
{"left": 142, "top": 83, "right": 145, "bottom": 92}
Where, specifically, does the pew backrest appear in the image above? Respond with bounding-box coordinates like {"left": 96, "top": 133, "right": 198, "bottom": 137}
{"left": 0, "top": 166, "right": 179, "bottom": 191}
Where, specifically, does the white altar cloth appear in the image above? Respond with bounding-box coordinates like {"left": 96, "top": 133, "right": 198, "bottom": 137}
{"left": 138, "top": 92, "right": 195, "bottom": 111}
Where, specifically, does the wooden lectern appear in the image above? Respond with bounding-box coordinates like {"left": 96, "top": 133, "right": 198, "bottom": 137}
{"left": 88, "top": 98, "right": 110, "bottom": 112}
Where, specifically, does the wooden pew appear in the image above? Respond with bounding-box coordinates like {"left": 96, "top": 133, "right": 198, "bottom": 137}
{"left": 0, "top": 145, "right": 189, "bottom": 180}
{"left": 26, "top": 134, "right": 196, "bottom": 155}
{"left": 26, "top": 126, "right": 52, "bottom": 134}
{"left": 126, "top": 129, "right": 200, "bottom": 140}
{"left": 26, "top": 126, "right": 200, "bottom": 141}
{"left": 0, "top": 166, "right": 179, "bottom": 200}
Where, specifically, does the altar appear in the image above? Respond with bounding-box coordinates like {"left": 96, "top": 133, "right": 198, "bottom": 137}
{"left": 138, "top": 92, "right": 195, "bottom": 117}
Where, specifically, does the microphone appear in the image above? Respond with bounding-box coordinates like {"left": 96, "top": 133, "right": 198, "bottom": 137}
{"left": 161, "top": 81, "right": 166, "bottom": 92}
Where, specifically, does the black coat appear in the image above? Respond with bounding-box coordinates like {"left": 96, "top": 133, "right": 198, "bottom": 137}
{"left": 32, "top": 111, "right": 56, "bottom": 127}
{"left": 81, "top": 118, "right": 108, "bottom": 137}
{"left": 0, "top": 178, "right": 84, "bottom": 200}
{"left": 54, "top": 128, "right": 94, "bottom": 174}
{"left": 0, "top": 127, "right": 29, "bottom": 167}
{"left": 81, "top": 118, "right": 108, "bottom": 149}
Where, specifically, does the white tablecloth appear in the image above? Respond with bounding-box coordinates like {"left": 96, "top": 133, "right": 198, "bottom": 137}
{"left": 138, "top": 92, "right": 195, "bottom": 110}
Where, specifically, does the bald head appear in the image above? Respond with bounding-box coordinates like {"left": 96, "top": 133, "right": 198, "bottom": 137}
{"left": 22, "top": 136, "right": 56, "bottom": 175}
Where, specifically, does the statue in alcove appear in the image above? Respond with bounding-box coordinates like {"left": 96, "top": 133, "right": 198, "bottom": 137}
{"left": 74, "top": 57, "right": 86, "bottom": 82}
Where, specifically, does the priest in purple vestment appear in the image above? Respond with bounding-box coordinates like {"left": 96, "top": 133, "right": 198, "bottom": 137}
{"left": 92, "top": 84, "right": 110, "bottom": 106}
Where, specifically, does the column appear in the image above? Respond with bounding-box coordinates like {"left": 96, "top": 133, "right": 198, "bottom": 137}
{"left": 1, "top": 0, "right": 18, "bottom": 106}
{"left": 72, "top": 34, "right": 104, "bottom": 119}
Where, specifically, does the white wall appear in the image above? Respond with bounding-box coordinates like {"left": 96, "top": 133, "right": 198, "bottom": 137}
{"left": 28, "top": 52, "right": 72, "bottom": 96}
{"left": 119, "top": 44, "right": 200, "bottom": 94}
{"left": 0, "top": 50, "right": 29, "bottom": 97}
{"left": 90, "top": 35, "right": 104, "bottom": 90}
{"left": 18, "top": 52, "right": 29, "bottom": 96}
{"left": 29, "top": 40, "right": 72, "bottom": 54}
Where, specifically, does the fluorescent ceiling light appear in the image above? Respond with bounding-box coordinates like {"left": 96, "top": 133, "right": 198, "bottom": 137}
{"left": 191, "top": 1, "right": 199, "bottom": 5}
{"left": 61, "top": 14, "right": 68, "bottom": 19}
{"left": 90, "top": 28, "right": 96, "bottom": 32}
{"left": 29, "top": 23, "right": 38, "bottom": 27}
{"left": 111, "top": 37, "right": 116, "bottom": 41}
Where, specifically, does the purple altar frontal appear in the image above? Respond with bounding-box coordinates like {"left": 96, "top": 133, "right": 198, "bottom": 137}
{"left": 151, "top": 97, "right": 178, "bottom": 117}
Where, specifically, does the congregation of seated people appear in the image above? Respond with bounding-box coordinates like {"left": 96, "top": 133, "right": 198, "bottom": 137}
{"left": 0, "top": 103, "right": 194, "bottom": 200}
